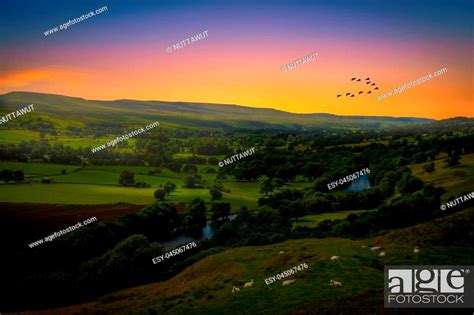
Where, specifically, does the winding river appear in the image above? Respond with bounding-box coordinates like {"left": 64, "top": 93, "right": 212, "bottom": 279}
{"left": 162, "top": 176, "right": 371, "bottom": 249}
{"left": 161, "top": 214, "right": 237, "bottom": 249}
{"left": 344, "top": 174, "right": 371, "bottom": 192}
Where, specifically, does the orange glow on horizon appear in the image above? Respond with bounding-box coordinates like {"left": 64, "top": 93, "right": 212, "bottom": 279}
{"left": 1, "top": 39, "right": 472, "bottom": 120}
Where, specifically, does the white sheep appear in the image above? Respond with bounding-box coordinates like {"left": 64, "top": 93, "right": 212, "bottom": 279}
{"left": 413, "top": 247, "right": 420, "bottom": 254}
{"left": 370, "top": 246, "right": 381, "bottom": 251}
{"left": 361, "top": 245, "right": 366, "bottom": 248}
{"left": 330, "top": 255, "right": 341, "bottom": 261}
{"left": 378, "top": 251, "right": 386, "bottom": 257}
{"left": 329, "top": 279, "right": 342, "bottom": 287}
{"left": 232, "top": 286, "right": 240, "bottom": 293}
{"left": 279, "top": 251, "right": 284, "bottom": 254}
{"left": 282, "top": 279, "right": 295, "bottom": 286}
{"left": 244, "top": 279, "right": 254, "bottom": 288}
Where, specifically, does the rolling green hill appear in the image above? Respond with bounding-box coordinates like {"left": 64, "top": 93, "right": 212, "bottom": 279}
{"left": 0, "top": 91, "right": 434, "bottom": 132}
{"left": 409, "top": 153, "right": 474, "bottom": 202}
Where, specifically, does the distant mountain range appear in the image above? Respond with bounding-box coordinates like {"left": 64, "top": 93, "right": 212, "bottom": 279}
{"left": 0, "top": 91, "right": 435, "bottom": 130}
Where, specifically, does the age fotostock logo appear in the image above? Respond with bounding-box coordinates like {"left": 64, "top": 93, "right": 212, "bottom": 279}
{"left": 384, "top": 266, "right": 474, "bottom": 308}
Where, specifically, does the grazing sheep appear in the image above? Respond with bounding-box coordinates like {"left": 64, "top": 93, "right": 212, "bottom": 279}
{"left": 232, "top": 286, "right": 240, "bottom": 293}
{"left": 413, "top": 247, "right": 420, "bottom": 254}
{"left": 370, "top": 246, "right": 381, "bottom": 251}
{"left": 282, "top": 279, "right": 295, "bottom": 286}
{"left": 279, "top": 251, "right": 284, "bottom": 254}
{"left": 379, "top": 251, "right": 386, "bottom": 257}
{"left": 329, "top": 279, "right": 342, "bottom": 287}
{"left": 244, "top": 279, "right": 254, "bottom": 288}
{"left": 362, "top": 245, "right": 366, "bottom": 248}
{"left": 330, "top": 255, "right": 341, "bottom": 261}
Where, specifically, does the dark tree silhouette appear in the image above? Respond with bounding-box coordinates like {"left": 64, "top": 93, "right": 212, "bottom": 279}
{"left": 154, "top": 188, "right": 166, "bottom": 200}
{"left": 118, "top": 170, "right": 135, "bottom": 186}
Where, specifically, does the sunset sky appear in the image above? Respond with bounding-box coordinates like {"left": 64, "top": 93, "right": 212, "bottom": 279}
{"left": 0, "top": 0, "right": 472, "bottom": 119}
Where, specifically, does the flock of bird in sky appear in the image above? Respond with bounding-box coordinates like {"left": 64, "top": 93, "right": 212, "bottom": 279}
{"left": 337, "top": 77, "right": 379, "bottom": 98}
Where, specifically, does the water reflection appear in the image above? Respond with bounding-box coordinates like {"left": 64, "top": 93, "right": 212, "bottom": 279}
{"left": 344, "top": 175, "right": 371, "bottom": 192}
{"left": 161, "top": 214, "right": 238, "bottom": 250}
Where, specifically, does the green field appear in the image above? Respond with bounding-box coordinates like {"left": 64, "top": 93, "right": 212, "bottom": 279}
{"left": 0, "top": 183, "right": 212, "bottom": 205}
{"left": 2, "top": 152, "right": 471, "bottom": 209}
{"left": 409, "top": 153, "right": 474, "bottom": 202}
{"left": 86, "top": 165, "right": 164, "bottom": 175}
{"left": 0, "top": 181, "right": 263, "bottom": 208}
{"left": 293, "top": 210, "right": 375, "bottom": 228}
{"left": 0, "top": 161, "right": 81, "bottom": 175}
{"left": 1, "top": 153, "right": 472, "bottom": 209}
{"left": 326, "top": 139, "right": 390, "bottom": 149}
{"left": 0, "top": 161, "right": 315, "bottom": 208}
{"left": 0, "top": 129, "right": 138, "bottom": 149}
{"left": 0, "top": 129, "right": 43, "bottom": 143}
{"left": 48, "top": 170, "right": 183, "bottom": 186}
{"left": 0, "top": 162, "right": 263, "bottom": 208}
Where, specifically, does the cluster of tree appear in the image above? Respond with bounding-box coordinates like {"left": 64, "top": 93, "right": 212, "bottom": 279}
{"left": 154, "top": 182, "right": 177, "bottom": 200}
{"left": 4, "top": 198, "right": 217, "bottom": 310}
{"left": 209, "top": 187, "right": 222, "bottom": 200}
{"left": 208, "top": 178, "right": 231, "bottom": 200}
{"left": 6, "top": 118, "right": 57, "bottom": 136}
{"left": 118, "top": 170, "right": 150, "bottom": 187}
{"left": 179, "top": 164, "right": 209, "bottom": 189}
{"left": 423, "top": 162, "right": 435, "bottom": 174}
{"left": 210, "top": 202, "right": 231, "bottom": 222}
{"left": 184, "top": 173, "right": 207, "bottom": 188}
{"left": 444, "top": 151, "right": 461, "bottom": 168}
{"left": 192, "top": 142, "right": 232, "bottom": 155}
{"left": 259, "top": 176, "right": 285, "bottom": 195}
{"left": 258, "top": 159, "right": 432, "bottom": 217}
{"left": 0, "top": 169, "right": 25, "bottom": 183}
{"left": 213, "top": 206, "right": 291, "bottom": 247}
{"left": 212, "top": 169, "right": 456, "bottom": 250}
{"left": 293, "top": 184, "right": 447, "bottom": 239}
{"left": 1, "top": 120, "right": 471, "bottom": 187}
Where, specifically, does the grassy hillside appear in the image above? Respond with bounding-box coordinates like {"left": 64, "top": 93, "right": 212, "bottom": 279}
{"left": 409, "top": 153, "right": 474, "bottom": 202}
{"left": 293, "top": 210, "right": 376, "bottom": 228}
{"left": 0, "top": 92, "right": 434, "bottom": 135}
{"left": 30, "top": 207, "right": 474, "bottom": 315}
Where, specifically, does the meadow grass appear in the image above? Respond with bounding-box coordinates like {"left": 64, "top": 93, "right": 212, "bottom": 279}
{"left": 0, "top": 183, "right": 155, "bottom": 204}
{"left": 0, "top": 182, "right": 258, "bottom": 208}
{"left": 0, "top": 129, "right": 137, "bottom": 149}
{"left": 326, "top": 139, "right": 390, "bottom": 149}
{"left": 0, "top": 162, "right": 263, "bottom": 207}
{"left": 48, "top": 170, "right": 184, "bottom": 187}
{"left": 0, "top": 182, "right": 213, "bottom": 205}
{"left": 0, "top": 161, "right": 81, "bottom": 176}
{"left": 409, "top": 153, "right": 474, "bottom": 202}
{"left": 86, "top": 165, "right": 160, "bottom": 175}
{"left": 219, "top": 181, "right": 312, "bottom": 209}
{"left": 173, "top": 153, "right": 225, "bottom": 159}
{"left": 293, "top": 210, "right": 375, "bottom": 228}
{"left": 0, "top": 129, "right": 44, "bottom": 143}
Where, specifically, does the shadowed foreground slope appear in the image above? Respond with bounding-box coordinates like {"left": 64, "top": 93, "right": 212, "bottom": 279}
{"left": 22, "top": 207, "right": 474, "bottom": 315}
